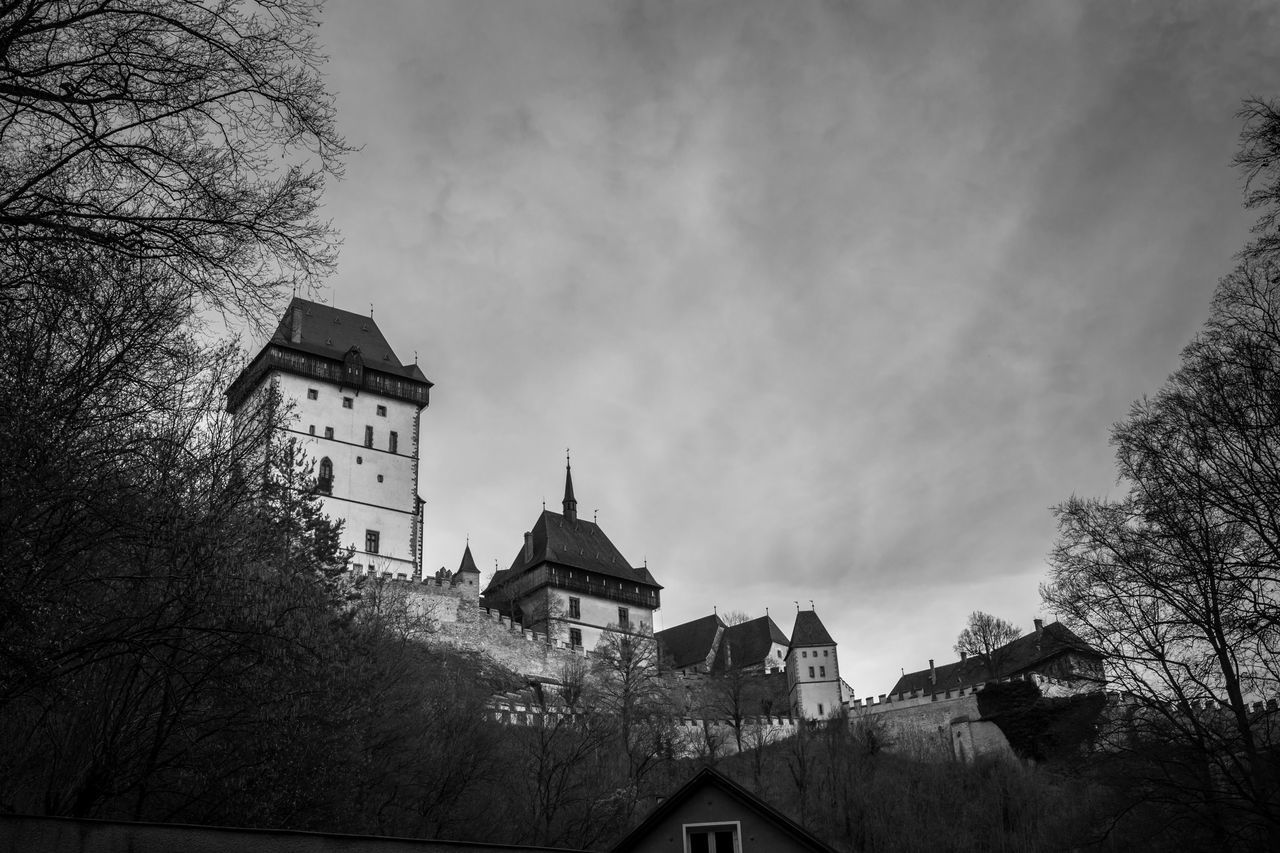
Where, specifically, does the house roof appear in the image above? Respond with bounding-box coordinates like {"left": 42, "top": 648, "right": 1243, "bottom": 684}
{"left": 610, "top": 767, "right": 838, "bottom": 853}
{"left": 788, "top": 610, "right": 835, "bottom": 651}
{"left": 483, "top": 510, "right": 661, "bottom": 595}
{"left": 712, "top": 615, "right": 790, "bottom": 672}
{"left": 656, "top": 614, "right": 725, "bottom": 670}
{"left": 268, "top": 297, "right": 431, "bottom": 383}
{"left": 887, "top": 621, "right": 1101, "bottom": 697}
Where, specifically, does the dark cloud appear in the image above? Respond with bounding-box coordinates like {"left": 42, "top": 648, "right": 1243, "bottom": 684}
{"left": 303, "top": 0, "right": 1280, "bottom": 693}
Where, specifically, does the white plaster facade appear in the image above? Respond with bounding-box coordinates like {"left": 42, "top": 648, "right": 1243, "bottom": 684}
{"left": 274, "top": 371, "right": 422, "bottom": 576}
{"left": 227, "top": 299, "right": 431, "bottom": 579}
{"left": 787, "top": 643, "right": 842, "bottom": 719}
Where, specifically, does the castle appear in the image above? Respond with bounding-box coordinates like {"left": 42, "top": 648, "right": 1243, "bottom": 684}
{"left": 229, "top": 298, "right": 1105, "bottom": 739}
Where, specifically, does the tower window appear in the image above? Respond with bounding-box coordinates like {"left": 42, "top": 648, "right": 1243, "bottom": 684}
{"left": 618, "top": 607, "right": 629, "bottom": 628}
{"left": 365, "top": 530, "right": 380, "bottom": 554}
{"left": 377, "top": 474, "right": 384, "bottom": 483}
{"left": 809, "top": 667, "right": 815, "bottom": 678}
{"left": 824, "top": 650, "right": 829, "bottom": 657}
{"left": 324, "top": 426, "right": 333, "bottom": 439}
{"left": 308, "top": 425, "right": 315, "bottom": 435}
{"left": 364, "top": 425, "right": 373, "bottom": 447}
{"left": 318, "top": 457, "right": 333, "bottom": 494}
{"left": 569, "top": 628, "right": 582, "bottom": 649}
{"left": 820, "top": 666, "right": 826, "bottom": 677}
{"left": 569, "top": 597, "right": 580, "bottom": 619}
{"left": 389, "top": 431, "right": 398, "bottom": 454}
{"left": 818, "top": 703, "right": 825, "bottom": 717}
{"left": 343, "top": 397, "right": 353, "bottom": 409}
{"left": 307, "top": 388, "right": 318, "bottom": 400}
{"left": 376, "top": 405, "right": 387, "bottom": 417}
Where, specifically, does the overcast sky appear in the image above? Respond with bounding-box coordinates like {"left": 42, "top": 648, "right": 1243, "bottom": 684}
{"left": 268, "top": 0, "right": 1279, "bottom": 694}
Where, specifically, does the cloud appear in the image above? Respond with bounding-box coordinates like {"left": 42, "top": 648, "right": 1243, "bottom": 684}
{"left": 311, "top": 0, "right": 1280, "bottom": 692}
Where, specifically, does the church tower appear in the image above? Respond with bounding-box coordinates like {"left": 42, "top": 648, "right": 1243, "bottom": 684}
{"left": 786, "top": 609, "right": 842, "bottom": 720}
{"left": 226, "top": 297, "right": 432, "bottom": 579}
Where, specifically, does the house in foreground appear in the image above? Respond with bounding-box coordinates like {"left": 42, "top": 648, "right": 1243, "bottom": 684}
{"left": 610, "top": 767, "right": 837, "bottom": 853}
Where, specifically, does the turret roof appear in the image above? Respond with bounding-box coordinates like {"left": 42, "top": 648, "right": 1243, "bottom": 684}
{"left": 788, "top": 610, "right": 835, "bottom": 650}
{"left": 457, "top": 543, "right": 480, "bottom": 575}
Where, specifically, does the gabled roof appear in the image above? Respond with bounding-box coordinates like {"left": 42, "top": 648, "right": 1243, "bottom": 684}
{"left": 269, "top": 297, "right": 430, "bottom": 383}
{"left": 483, "top": 510, "right": 661, "bottom": 595}
{"left": 656, "top": 614, "right": 725, "bottom": 670}
{"left": 713, "top": 615, "right": 790, "bottom": 672}
{"left": 788, "top": 610, "right": 835, "bottom": 651}
{"left": 888, "top": 621, "right": 1101, "bottom": 697}
{"left": 610, "top": 767, "right": 838, "bottom": 853}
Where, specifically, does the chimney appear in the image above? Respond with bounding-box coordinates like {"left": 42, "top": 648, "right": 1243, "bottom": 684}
{"left": 290, "top": 306, "right": 303, "bottom": 343}
{"left": 960, "top": 651, "right": 967, "bottom": 661}
{"left": 929, "top": 659, "right": 936, "bottom": 685}
{"left": 1034, "top": 618, "right": 1044, "bottom": 633}
{"left": 523, "top": 531, "right": 533, "bottom": 562}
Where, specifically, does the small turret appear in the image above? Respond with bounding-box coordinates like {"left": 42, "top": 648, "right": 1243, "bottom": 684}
{"left": 456, "top": 543, "right": 481, "bottom": 601}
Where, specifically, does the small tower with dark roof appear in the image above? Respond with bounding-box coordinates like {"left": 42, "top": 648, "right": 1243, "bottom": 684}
{"left": 786, "top": 608, "right": 843, "bottom": 720}
{"left": 455, "top": 542, "right": 481, "bottom": 601}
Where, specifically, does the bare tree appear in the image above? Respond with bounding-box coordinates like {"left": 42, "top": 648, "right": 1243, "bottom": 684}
{"left": 0, "top": 0, "right": 349, "bottom": 315}
{"left": 1236, "top": 97, "right": 1280, "bottom": 262}
{"left": 1044, "top": 260, "right": 1280, "bottom": 848}
{"left": 953, "top": 611, "right": 1022, "bottom": 676}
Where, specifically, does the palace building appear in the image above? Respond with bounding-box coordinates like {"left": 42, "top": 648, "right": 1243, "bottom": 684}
{"left": 226, "top": 297, "right": 432, "bottom": 578}
{"left": 482, "top": 462, "right": 662, "bottom": 650}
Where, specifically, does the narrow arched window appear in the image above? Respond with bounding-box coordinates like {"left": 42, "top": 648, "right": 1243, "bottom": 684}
{"left": 318, "top": 457, "right": 333, "bottom": 494}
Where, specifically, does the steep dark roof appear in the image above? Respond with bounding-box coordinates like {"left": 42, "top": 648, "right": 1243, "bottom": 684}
{"left": 457, "top": 544, "right": 480, "bottom": 575}
{"left": 788, "top": 610, "right": 835, "bottom": 650}
{"left": 713, "top": 616, "right": 790, "bottom": 671}
{"left": 483, "top": 510, "right": 661, "bottom": 595}
{"left": 563, "top": 463, "right": 576, "bottom": 511}
{"left": 269, "top": 297, "right": 430, "bottom": 382}
{"left": 656, "top": 614, "right": 725, "bottom": 670}
{"left": 610, "top": 767, "right": 838, "bottom": 853}
{"left": 888, "top": 621, "right": 1101, "bottom": 696}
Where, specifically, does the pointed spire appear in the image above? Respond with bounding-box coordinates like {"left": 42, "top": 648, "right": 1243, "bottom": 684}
{"left": 563, "top": 449, "right": 577, "bottom": 522}
{"left": 458, "top": 543, "right": 480, "bottom": 575}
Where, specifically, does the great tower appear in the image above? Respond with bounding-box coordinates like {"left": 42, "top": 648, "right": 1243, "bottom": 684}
{"left": 226, "top": 297, "right": 432, "bottom": 578}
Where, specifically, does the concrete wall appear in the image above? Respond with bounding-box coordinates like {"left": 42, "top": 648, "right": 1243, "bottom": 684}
{"left": 0, "top": 815, "right": 584, "bottom": 853}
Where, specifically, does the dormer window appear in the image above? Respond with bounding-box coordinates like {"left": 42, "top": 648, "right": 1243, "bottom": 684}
{"left": 343, "top": 346, "right": 364, "bottom": 387}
